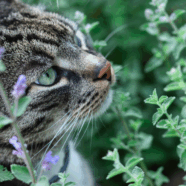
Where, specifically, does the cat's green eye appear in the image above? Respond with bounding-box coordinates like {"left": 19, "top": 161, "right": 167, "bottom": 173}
{"left": 35, "top": 68, "right": 57, "bottom": 86}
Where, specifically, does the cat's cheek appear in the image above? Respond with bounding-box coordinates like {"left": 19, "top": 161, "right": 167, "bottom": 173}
{"left": 94, "top": 89, "right": 113, "bottom": 118}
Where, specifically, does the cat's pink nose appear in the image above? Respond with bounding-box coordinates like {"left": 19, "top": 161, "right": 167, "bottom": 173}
{"left": 98, "top": 61, "right": 111, "bottom": 80}
{"left": 96, "top": 61, "right": 115, "bottom": 84}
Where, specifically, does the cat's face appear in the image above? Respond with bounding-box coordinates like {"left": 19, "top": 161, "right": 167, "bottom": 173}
{"left": 0, "top": 0, "right": 115, "bottom": 160}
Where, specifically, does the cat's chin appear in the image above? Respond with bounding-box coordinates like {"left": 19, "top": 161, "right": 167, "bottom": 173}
{"left": 93, "top": 89, "right": 113, "bottom": 118}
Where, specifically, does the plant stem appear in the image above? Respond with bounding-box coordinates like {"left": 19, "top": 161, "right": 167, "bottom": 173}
{"left": 139, "top": 161, "right": 154, "bottom": 186}
{"left": 37, "top": 168, "right": 43, "bottom": 182}
{"left": 13, "top": 122, "right": 36, "bottom": 183}
{"left": 126, "top": 169, "right": 138, "bottom": 182}
{"left": 114, "top": 107, "right": 155, "bottom": 186}
{"left": 157, "top": 103, "right": 186, "bottom": 144}
{"left": 14, "top": 98, "right": 18, "bottom": 118}
{"left": 114, "top": 107, "right": 132, "bottom": 140}
{"left": 120, "top": 143, "right": 136, "bottom": 154}
{"left": 0, "top": 80, "right": 36, "bottom": 183}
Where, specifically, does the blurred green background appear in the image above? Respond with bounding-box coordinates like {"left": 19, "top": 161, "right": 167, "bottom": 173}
{"left": 23, "top": 0, "right": 186, "bottom": 185}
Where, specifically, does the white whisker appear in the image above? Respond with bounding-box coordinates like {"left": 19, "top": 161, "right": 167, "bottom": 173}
{"left": 75, "top": 110, "right": 92, "bottom": 148}
{"left": 90, "top": 112, "right": 94, "bottom": 151}
{"left": 105, "top": 46, "right": 116, "bottom": 59}
{"left": 34, "top": 114, "right": 73, "bottom": 171}
{"left": 74, "top": 112, "right": 89, "bottom": 146}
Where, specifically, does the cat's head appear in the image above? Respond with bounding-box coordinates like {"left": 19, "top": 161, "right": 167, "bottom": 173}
{"left": 0, "top": 0, "right": 115, "bottom": 146}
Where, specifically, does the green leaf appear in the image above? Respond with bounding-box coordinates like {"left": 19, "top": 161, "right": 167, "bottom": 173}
{"left": 93, "top": 40, "right": 107, "bottom": 50}
{"left": 145, "top": 57, "right": 163, "bottom": 72}
{"left": 106, "top": 165, "right": 126, "bottom": 179}
{"left": 0, "top": 165, "right": 14, "bottom": 182}
{"left": 74, "top": 11, "right": 86, "bottom": 24}
{"left": 112, "top": 64, "right": 123, "bottom": 73}
{"left": 170, "top": 10, "right": 186, "bottom": 21}
{"left": 177, "top": 58, "right": 186, "bottom": 67}
{"left": 51, "top": 183, "right": 62, "bottom": 186}
{"left": 177, "top": 144, "right": 186, "bottom": 151}
{"left": 152, "top": 108, "right": 164, "bottom": 125}
{"left": 172, "top": 42, "right": 186, "bottom": 60}
{"left": 181, "top": 105, "right": 186, "bottom": 119}
{"left": 0, "top": 60, "right": 6, "bottom": 72}
{"left": 167, "top": 66, "right": 182, "bottom": 81}
{"left": 183, "top": 175, "right": 186, "bottom": 180}
{"left": 163, "top": 129, "right": 179, "bottom": 138}
{"left": 180, "top": 150, "right": 186, "bottom": 171}
{"left": 152, "top": 48, "right": 163, "bottom": 58}
{"left": 177, "top": 144, "right": 185, "bottom": 159}
{"left": 144, "top": 89, "right": 158, "bottom": 105}
{"left": 33, "top": 176, "right": 49, "bottom": 186}
{"left": 137, "top": 132, "right": 153, "bottom": 150}
{"left": 124, "top": 108, "right": 142, "bottom": 118}
{"left": 156, "top": 119, "right": 170, "bottom": 129}
{"left": 159, "top": 96, "right": 168, "bottom": 104}
{"left": 132, "top": 166, "right": 144, "bottom": 180}
{"left": 102, "top": 148, "right": 119, "bottom": 161}
{"left": 178, "top": 119, "right": 186, "bottom": 133}
{"left": 148, "top": 167, "right": 169, "bottom": 186}
{"left": 126, "top": 157, "right": 143, "bottom": 170}
{"left": 103, "top": 149, "right": 126, "bottom": 179}
{"left": 162, "top": 40, "right": 177, "bottom": 55}
{"left": 180, "top": 96, "right": 186, "bottom": 103}
{"left": 84, "top": 22, "right": 99, "bottom": 33}
{"left": 65, "top": 182, "right": 76, "bottom": 186}
{"left": 0, "top": 116, "right": 13, "bottom": 129}
{"left": 178, "top": 24, "right": 186, "bottom": 40}
{"left": 127, "top": 140, "right": 137, "bottom": 147}
{"left": 58, "top": 173, "right": 69, "bottom": 184}
{"left": 164, "top": 82, "right": 185, "bottom": 91}
{"left": 129, "top": 120, "right": 142, "bottom": 132}
{"left": 11, "top": 165, "right": 32, "bottom": 184}
{"left": 12, "top": 96, "right": 31, "bottom": 117}
{"left": 162, "top": 97, "right": 175, "bottom": 111}
{"left": 110, "top": 137, "right": 128, "bottom": 150}
{"left": 140, "top": 23, "right": 159, "bottom": 35}
{"left": 158, "top": 32, "right": 171, "bottom": 41}
{"left": 127, "top": 166, "right": 144, "bottom": 184}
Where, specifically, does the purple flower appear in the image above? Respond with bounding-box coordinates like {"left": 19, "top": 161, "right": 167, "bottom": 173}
{"left": 0, "top": 47, "right": 5, "bottom": 59}
{"left": 9, "top": 136, "right": 25, "bottom": 159}
{"left": 12, "top": 75, "right": 27, "bottom": 98}
{"left": 42, "top": 151, "right": 59, "bottom": 171}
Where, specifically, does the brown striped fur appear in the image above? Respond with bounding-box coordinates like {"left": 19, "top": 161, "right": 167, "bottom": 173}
{"left": 0, "top": 0, "right": 115, "bottom": 185}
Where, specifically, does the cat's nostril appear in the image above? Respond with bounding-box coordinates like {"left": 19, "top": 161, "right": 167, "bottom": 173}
{"left": 93, "top": 61, "right": 112, "bottom": 82}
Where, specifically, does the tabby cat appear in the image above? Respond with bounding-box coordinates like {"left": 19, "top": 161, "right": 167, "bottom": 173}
{"left": 0, "top": 0, "right": 115, "bottom": 185}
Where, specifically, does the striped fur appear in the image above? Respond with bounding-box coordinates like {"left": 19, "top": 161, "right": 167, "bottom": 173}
{"left": 0, "top": 0, "right": 115, "bottom": 185}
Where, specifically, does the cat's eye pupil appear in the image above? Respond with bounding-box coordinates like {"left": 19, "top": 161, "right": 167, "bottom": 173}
{"left": 35, "top": 68, "right": 57, "bottom": 86}
{"left": 46, "top": 72, "right": 49, "bottom": 78}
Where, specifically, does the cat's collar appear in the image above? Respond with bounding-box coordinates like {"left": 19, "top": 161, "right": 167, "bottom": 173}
{"left": 49, "top": 143, "right": 70, "bottom": 184}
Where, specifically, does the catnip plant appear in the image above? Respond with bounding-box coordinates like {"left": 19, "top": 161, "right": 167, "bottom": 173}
{"left": 103, "top": 0, "right": 186, "bottom": 185}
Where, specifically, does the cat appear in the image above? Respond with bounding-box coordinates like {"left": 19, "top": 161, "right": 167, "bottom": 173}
{"left": 0, "top": 0, "right": 115, "bottom": 185}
